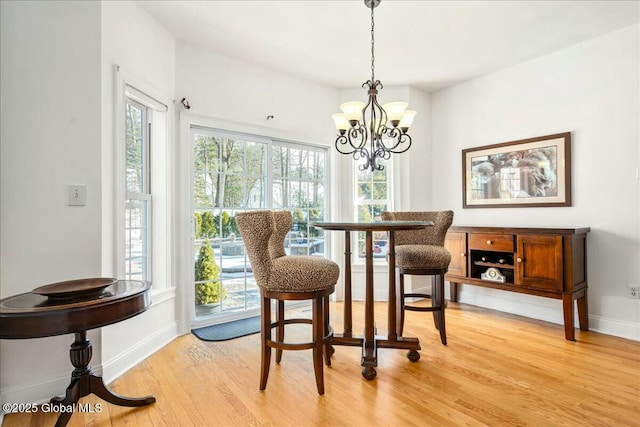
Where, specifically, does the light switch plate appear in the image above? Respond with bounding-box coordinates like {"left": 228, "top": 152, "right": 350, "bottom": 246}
{"left": 67, "top": 184, "right": 86, "bottom": 206}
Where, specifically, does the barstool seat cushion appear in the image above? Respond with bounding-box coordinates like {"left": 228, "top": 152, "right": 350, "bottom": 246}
{"left": 269, "top": 256, "right": 340, "bottom": 292}
{"left": 396, "top": 244, "right": 452, "bottom": 270}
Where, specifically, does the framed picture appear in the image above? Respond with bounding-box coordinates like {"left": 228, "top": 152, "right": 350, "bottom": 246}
{"left": 463, "top": 132, "right": 571, "bottom": 208}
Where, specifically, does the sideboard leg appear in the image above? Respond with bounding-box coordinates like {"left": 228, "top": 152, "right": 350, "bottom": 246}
{"left": 576, "top": 288, "right": 589, "bottom": 331}
{"left": 449, "top": 282, "right": 458, "bottom": 302}
{"left": 562, "top": 293, "right": 576, "bottom": 341}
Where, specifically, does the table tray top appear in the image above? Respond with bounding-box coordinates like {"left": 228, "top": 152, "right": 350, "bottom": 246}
{"left": 0, "top": 280, "right": 150, "bottom": 314}
{"left": 0, "top": 280, "right": 151, "bottom": 339}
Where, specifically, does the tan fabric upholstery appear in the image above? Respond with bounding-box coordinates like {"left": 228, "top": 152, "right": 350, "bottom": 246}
{"left": 395, "top": 245, "right": 452, "bottom": 269}
{"left": 236, "top": 210, "right": 337, "bottom": 394}
{"left": 236, "top": 210, "right": 339, "bottom": 293}
{"left": 381, "top": 211, "right": 454, "bottom": 269}
{"left": 382, "top": 210, "right": 454, "bottom": 345}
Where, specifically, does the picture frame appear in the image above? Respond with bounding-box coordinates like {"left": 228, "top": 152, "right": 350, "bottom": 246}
{"left": 462, "top": 132, "right": 571, "bottom": 208}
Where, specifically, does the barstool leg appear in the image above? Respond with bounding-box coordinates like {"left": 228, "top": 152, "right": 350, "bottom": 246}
{"left": 398, "top": 272, "right": 406, "bottom": 336}
{"left": 276, "top": 300, "right": 285, "bottom": 363}
{"left": 260, "top": 295, "right": 272, "bottom": 390}
{"left": 323, "top": 295, "right": 332, "bottom": 366}
{"left": 312, "top": 297, "right": 325, "bottom": 395}
{"left": 437, "top": 274, "right": 447, "bottom": 345}
{"left": 431, "top": 275, "right": 439, "bottom": 330}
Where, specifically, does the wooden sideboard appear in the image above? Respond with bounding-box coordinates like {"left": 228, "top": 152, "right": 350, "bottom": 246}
{"left": 444, "top": 226, "right": 590, "bottom": 341}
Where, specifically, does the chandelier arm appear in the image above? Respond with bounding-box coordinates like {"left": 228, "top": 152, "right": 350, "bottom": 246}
{"left": 353, "top": 147, "right": 373, "bottom": 171}
{"left": 335, "top": 127, "right": 367, "bottom": 155}
{"left": 370, "top": 94, "right": 388, "bottom": 133}
{"left": 334, "top": 135, "right": 353, "bottom": 155}
{"left": 374, "top": 145, "right": 392, "bottom": 161}
{"left": 378, "top": 129, "right": 413, "bottom": 154}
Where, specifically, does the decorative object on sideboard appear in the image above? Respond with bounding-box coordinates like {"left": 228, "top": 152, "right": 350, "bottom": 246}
{"left": 481, "top": 267, "right": 506, "bottom": 283}
{"left": 462, "top": 132, "right": 571, "bottom": 208}
{"left": 331, "top": 0, "right": 416, "bottom": 172}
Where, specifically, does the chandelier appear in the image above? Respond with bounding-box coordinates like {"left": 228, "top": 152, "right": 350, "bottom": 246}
{"left": 332, "top": 0, "right": 416, "bottom": 172}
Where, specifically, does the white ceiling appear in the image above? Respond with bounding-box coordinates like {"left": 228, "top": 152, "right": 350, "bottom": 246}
{"left": 138, "top": 0, "right": 639, "bottom": 92}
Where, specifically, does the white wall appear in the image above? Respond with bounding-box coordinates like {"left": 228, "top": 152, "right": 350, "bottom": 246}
{"left": 100, "top": 0, "right": 178, "bottom": 381}
{"left": 431, "top": 24, "right": 640, "bottom": 340}
{"left": 0, "top": 0, "right": 103, "bottom": 404}
{"left": 177, "top": 41, "right": 338, "bottom": 142}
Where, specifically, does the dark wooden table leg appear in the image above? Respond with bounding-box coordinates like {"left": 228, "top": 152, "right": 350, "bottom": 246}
{"left": 51, "top": 378, "right": 81, "bottom": 427}
{"left": 387, "top": 231, "right": 397, "bottom": 341}
{"left": 344, "top": 230, "right": 353, "bottom": 338}
{"left": 52, "top": 331, "right": 155, "bottom": 427}
{"left": 361, "top": 230, "right": 377, "bottom": 380}
{"left": 89, "top": 375, "right": 155, "bottom": 406}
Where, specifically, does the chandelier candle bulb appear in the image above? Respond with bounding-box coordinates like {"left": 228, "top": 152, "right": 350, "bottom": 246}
{"left": 340, "top": 101, "right": 366, "bottom": 123}
{"left": 399, "top": 110, "right": 417, "bottom": 132}
{"left": 332, "top": 113, "right": 350, "bottom": 135}
{"left": 382, "top": 102, "right": 408, "bottom": 126}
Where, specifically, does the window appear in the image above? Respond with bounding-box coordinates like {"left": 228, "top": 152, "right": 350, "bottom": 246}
{"left": 192, "top": 128, "right": 328, "bottom": 322}
{"left": 355, "top": 157, "right": 391, "bottom": 258}
{"left": 125, "top": 98, "right": 151, "bottom": 281}
{"left": 273, "top": 144, "right": 327, "bottom": 257}
{"left": 116, "top": 67, "right": 170, "bottom": 291}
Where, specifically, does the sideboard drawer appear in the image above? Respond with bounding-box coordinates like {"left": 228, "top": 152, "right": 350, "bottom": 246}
{"left": 468, "top": 233, "right": 515, "bottom": 252}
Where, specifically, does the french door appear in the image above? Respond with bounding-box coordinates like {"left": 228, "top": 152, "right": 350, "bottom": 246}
{"left": 191, "top": 127, "right": 328, "bottom": 326}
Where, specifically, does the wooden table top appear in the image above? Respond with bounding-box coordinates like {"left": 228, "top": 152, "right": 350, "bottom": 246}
{"left": 0, "top": 280, "right": 151, "bottom": 339}
{"left": 311, "top": 220, "right": 433, "bottom": 232}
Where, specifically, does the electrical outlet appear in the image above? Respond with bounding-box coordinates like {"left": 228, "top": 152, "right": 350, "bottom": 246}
{"left": 628, "top": 284, "right": 640, "bottom": 299}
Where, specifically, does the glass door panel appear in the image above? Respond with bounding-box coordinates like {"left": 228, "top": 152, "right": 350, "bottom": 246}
{"left": 192, "top": 130, "right": 328, "bottom": 325}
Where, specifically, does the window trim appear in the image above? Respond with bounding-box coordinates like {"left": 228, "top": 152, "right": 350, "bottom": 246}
{"left": 114, "top": 65, "right": 172, "bottom": 289}
{"left": 187, "top": 121, "right": 331, "bottom": 328}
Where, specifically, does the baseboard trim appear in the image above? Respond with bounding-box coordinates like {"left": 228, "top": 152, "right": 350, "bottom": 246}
{"left": 100, "top": 321, "right": 178, "bottom": 384}
{"left": 453, "top": 287, "right": 640, "bottom": 342}
{"left": 587, "top": 315, "right": 640, "bottom": 341}
{"left": 0, "top": 370, "right": 70, "bottom": 412}
{"left": 0, "top": 322, "right": 178, "bottom": 413}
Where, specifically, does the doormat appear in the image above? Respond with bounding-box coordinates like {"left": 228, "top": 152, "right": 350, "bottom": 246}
{"left": 192, "top": 316, "right": 261, "bottom": 342}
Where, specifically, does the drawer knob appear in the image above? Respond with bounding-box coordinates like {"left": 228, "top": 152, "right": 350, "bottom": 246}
{"left": 517, "top": 257, "right": 523, "bottom": 263}
{"left": 461, "top": 253, "right": 466, "bottom": 257}
{"left": 486, "top": 240, "right": 492, "bottom": 245}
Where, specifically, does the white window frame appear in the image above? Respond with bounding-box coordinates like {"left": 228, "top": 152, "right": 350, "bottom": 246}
{"left": 114, "top": 65, "right": 172, "bottom": 291}
{"left": 124, "top": 98, "right": 152, "bottom": 281}
{"left": 183, "top": 116, "right": 331, "bottom": 329}
{"left": 354, "top": 158, "right": 393, "bottom": 263}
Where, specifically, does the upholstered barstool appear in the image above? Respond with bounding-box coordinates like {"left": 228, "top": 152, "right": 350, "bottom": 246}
{"left": 235, "top": 210, "right": 339, "bottom": 395}
{"left": 381, "top": 211, "right": 453, "bottom": 345}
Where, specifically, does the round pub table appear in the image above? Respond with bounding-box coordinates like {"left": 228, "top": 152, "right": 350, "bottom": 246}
{"left": 311, "top": 220, "right": 432, "bottom": 380}
{"left": 0, "top": 279, "right": 155, "bottom": 427}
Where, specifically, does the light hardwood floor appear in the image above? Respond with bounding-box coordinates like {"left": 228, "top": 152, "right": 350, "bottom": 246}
{"left": 3, "top": 301, "right": 640, "bottom": 426}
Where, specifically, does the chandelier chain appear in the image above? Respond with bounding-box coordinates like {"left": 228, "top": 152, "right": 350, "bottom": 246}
{"left": 370, "top": 3, "right": 375, "bottom": 82}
